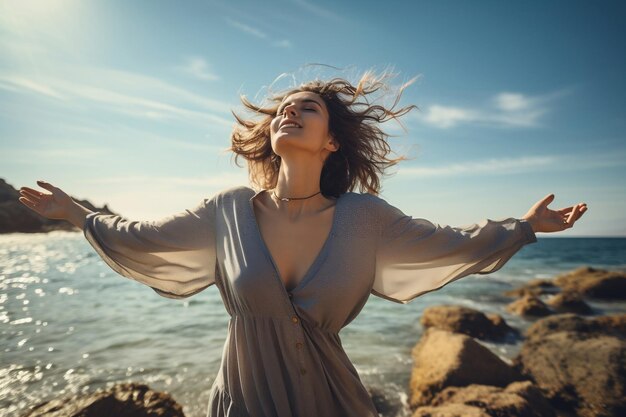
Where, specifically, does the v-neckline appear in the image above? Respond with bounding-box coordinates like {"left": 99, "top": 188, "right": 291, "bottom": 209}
{"left": 247, "top": 187, "right": 343, "bottom": 295}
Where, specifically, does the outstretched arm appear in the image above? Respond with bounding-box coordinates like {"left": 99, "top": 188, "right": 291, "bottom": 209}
{"left": 19, "top": 180, "right": 219, "bottom": 300}
{"left": 369, "top": 192, "right": 589, "bottom": 304}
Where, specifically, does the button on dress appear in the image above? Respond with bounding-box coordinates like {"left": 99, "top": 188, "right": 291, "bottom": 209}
{"left": 83, "top": 185, "right": 538, "bottom": 417}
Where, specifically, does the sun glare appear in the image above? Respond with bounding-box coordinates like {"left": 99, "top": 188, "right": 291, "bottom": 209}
{"left": 1, "top": 0, "right": 67, "bottom": 22}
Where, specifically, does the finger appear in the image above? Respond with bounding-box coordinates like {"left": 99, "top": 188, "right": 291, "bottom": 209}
{"left": 540, "top": 193, "right": 555, "bottom": 208}
{"left": 20, "top": 186, "right": 43, "bottom": 195}
{"left": 558, "top": 203, "right": 588, "bottom": 217}
{"left": 20, "top": 188, "right": 43, "bottom": 201}
{"left": 18, "top": 196, "right": 38, "bottom": 210}
{"left": 566, "top": 205, "right": 578, "bottom": 225}
{"left": 36, "top": 180, "right": 56, "bottom": 192}
{"left": 575, "top": 205, "right": 588, "bottom": 221}
{"left": 556, "top": 206, "right": 574, "bottom": 214}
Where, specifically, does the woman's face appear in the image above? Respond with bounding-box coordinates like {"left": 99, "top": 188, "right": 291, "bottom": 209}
{"left": 270, "top": 91, "right": 338, "bottom": 160}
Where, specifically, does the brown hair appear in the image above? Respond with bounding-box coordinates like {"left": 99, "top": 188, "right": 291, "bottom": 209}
{"left": 227, "top": 68, "right": 420, "bottom": 198}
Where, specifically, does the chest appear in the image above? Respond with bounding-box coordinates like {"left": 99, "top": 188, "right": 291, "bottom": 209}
{"left": 252, "top": 200, "right": 336, "bottom": 292}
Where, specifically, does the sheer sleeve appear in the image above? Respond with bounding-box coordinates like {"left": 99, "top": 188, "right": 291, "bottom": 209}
{"left": 371, "top": 197, "right": 537, "bottom": 304}
{"left": 83, "top": 195, "right": 218, "bottom": 299}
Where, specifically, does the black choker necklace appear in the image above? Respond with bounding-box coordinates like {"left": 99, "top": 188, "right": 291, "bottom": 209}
{"left": 271, "top": 189, "right": 321, "bottom": 202}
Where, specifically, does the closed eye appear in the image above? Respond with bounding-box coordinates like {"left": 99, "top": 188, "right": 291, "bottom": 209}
{"left": 277, "top": 106, "right": 317, "bottom": 115}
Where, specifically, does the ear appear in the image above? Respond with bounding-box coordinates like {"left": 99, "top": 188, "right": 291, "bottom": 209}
{"left": 326, "top": 134, "right": 340, "bottom": 152}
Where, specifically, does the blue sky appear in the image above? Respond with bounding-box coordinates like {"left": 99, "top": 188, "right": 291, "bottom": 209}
{"left": 1, "top": 0, "right": 624, "bottom": 236}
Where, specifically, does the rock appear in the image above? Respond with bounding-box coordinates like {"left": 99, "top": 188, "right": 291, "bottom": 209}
{"left": 504, "top": 279, "right": 560, "bottom": 298}
{"left": 506, "top": 294, "right": 553, "bottom": 317}
{"left": 524, "top": 313, "right": 626, "bottom": 341}
{"left": 420, "top": 305, "right": 517, "bottom": 340}
{"left": 412, "top": 402, "right": 491, "bottom": 417}
{"left": 0, "top": 178, "right": 117, "bottom": 234}
{"left": 418, "top": 381, "right": 555, "bottom": 417}
{"left": 553, "top": 266, "right": 626, "bottom": 300}
{"left": 409, "top": 328, "right": 525, "bottom": 409}
{"left": 19, "top": 382, "right": 186, "bottom": 417}
{"left": 365, "top": 385, "right": 402, "bottom": 417}
{"left": 594, "top": 314, "right": 626, "bottom": 335}
{"left": 545, "top": 291, "right": 593, "bottom": 315}
{"left": 514, "top": 314, "right": 626, "bottom": 417}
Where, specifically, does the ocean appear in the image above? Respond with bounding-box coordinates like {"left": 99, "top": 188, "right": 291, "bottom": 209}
{"left": 1, "top": 232, "right": 625, "bottom": 417}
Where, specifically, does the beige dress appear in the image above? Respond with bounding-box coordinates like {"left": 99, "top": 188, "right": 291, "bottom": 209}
{"left": 83, "top": 185, "right": 537, "bottom": 417}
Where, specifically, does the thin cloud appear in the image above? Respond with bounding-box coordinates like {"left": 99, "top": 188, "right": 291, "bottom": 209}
{"left": 176, "top": 56, "right": 220, "bottom": 81}
{"left": 0, "top": 68, "right": 235, "bottom": 128}
{"left": 420, "top": 105, "right": 478, "bottom": 129}
{"left": 417, "top": 89, "right": 571, "bottom": 129}
{"left": 494, "top": 92, "right": 531, "bottom": 111}
{"left": 0, "top": 76, "right": 66, "bottom": 100}
{"left": 223, "top": 17, "right": 267, "bottom": 39}
{"left": 289, "top": 0, "right": 348, "bottom": 23}
{"left": 395, "top": 150, "right": 625, "bottom": 178}
{"left": 397, "top": 156, "right": 555, "bottom": 178}
{"left": 222, "top": 16, "right": 292, "bottom": 49}
{"left": 82, "top": 172, "right": 246, "bottom": 188}
{"left": 272, "top": 39, "right": 293, "bottom": 48}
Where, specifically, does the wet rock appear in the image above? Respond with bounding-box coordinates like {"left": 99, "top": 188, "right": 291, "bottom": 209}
{"left": 553, "top": 266, "right": 626, "bottom": 300}
{"left": 420, "top": 305, "right": 517, "bottom": 340}
{"left": 409, "top": 328, "right": 525, "bottom": 409}
{"left": 365, "top": 385, "right": 402, "bottom": 417}
{"left": 506, "top": 294, "right": 553, "bottom": 317}
{"left": 20, "top": 382, "right": 186, "bottom": 417}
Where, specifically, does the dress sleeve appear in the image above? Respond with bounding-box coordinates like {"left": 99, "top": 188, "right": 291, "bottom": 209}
{"left": 371, "top": 197, "right": 537, "bottom": 304}
{"left": 83, "top": 195, "right": 218, "bottom": 299}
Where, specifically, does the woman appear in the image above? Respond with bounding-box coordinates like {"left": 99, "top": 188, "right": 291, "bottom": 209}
{"left": 18, "top": 70, "right": 587, "bottom": 417}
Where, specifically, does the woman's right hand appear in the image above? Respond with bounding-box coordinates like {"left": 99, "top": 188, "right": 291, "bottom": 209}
{"left": 19, "top": 180, "right": 76, "bottom": 220}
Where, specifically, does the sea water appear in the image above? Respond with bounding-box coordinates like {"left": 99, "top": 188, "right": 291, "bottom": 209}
{"left": 1, "top": 231, "right": 625, "bottom": 417}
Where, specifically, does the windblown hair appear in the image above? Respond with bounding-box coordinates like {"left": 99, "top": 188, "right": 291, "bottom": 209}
{"left": 228, "top": 69, "right": 420, "bottom": 198}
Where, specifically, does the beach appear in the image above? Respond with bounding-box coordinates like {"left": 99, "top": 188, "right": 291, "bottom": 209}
{"left": 1, "top": 231, "right": 625, "bottom": 417}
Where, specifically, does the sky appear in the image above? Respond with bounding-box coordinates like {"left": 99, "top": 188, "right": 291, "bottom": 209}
{"left": 1, "top": 0, "right": 624, "bottom": 237}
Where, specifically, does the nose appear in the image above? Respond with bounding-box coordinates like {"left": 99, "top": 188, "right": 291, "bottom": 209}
{"left": 283, "top": 103, "right": 298, "bottom": 117}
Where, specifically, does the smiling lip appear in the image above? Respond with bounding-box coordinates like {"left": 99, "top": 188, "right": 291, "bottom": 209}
{"left": 279, "top": 125, "right": 301, "bottom": 131}
{"left": 279, "top": 119, "right": 302, "bottom": 129}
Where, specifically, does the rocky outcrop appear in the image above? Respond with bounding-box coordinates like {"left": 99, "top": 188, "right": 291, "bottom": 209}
{"left": 553, "top": 266, "right": 626, "bottom": 300}
{"left": 410, "top": 275, "right": 626, "bottom": 417}
{"left": 420, "top": 305, "right": 517, "bottom": 340}
{"left": 409, "top": 328, "right": 525, "bottom": 409}
{"left": 513, "top": 314, "right": 626, "bottom": 417}
{"left": 19, "top": 382, "right": 186, "bottom": 417}
{"left": 504, "top": 267, "right": 626, "bottom": 304}
{"left": 545, "top": 291, "right": 593, "bottom": 314}
{"left": 521, "top": 312, "right": 626, "bottom": 344}
{"left": 412, "top": 402, "right": 492, "bottom": 416}
{"left": 366, "top": 385, "right": 403, "bottom": 417}
{"left": 413, "top": 381, "right": 555, "bottom": 417}
{"left": 506, "top": 294, "right": 554, "bottom": 317}
{"left": 0, "top": 178, "right": 116, "bottom": 234}
{"left": 503, "top": 279, "right": 560, "bottom": 298}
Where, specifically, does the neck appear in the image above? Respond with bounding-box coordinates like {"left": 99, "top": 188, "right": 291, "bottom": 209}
{"left": 272, "top": 155, "right": 330, "bottom": 216}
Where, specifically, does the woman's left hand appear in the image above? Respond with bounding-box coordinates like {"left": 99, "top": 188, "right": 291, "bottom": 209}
{"left": 521, "top": 193, "right": 588, "bottom": 233}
